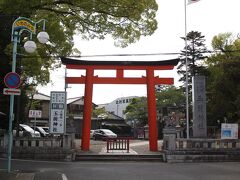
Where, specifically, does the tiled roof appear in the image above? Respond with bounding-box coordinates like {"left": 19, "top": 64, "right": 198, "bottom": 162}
{"left": 33, "top": 93, "right": 50, "bottom": 101}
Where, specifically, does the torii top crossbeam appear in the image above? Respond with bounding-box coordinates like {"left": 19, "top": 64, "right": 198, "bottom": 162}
{"left": 61, "top": 57, "right": 179, "bottom": 85}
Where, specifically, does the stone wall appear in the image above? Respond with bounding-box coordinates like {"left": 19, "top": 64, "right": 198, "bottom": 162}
{"left": 163, "top": 138, "right": 240, "bottom": 162}
{"left": 176, "top": 138, "right": 240, "bottom": 150}
{"left": 0, "top": 135, "right": 75, "bottom": 161}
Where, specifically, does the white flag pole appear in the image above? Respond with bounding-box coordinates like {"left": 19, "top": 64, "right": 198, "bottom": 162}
{"left": 184, "top": 0, "right": 190, "bottom": 139}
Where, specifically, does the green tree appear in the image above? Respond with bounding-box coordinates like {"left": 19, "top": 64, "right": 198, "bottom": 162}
{"left": 1, "top": 0, "right": 158, "bottom": 48}
{"left": 156, "top": 86, "right": 185, "bottom": 112}
{"left": 156, "top": 86, "right": 185, "bottom": 116}
{"left": 92, "top": 107, "right": 107, "bottom": 118}
{"left": 206, "top": 33, "right": 240, "bottom": 125}
{"left": 125, "top": 97, "right": 148, "bottom": 127}
{"left": 0, "top": 0, "right": 158, "bottom": 128}
{"left": 177, "top": 31, "right": 207, "bottom": 87}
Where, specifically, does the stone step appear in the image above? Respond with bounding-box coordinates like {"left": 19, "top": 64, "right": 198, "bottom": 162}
{"left": 75, "top": 154, "right": 164, "bottom": 161}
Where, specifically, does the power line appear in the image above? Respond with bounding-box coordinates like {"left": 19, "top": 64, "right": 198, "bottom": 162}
{"left": 0, "top": 49, "right": 234, "bottom": 59}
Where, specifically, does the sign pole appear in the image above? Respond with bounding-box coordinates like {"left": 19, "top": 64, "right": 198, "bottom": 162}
{"left": 6, "top": 17, "right": 49, "bottom": 173}
{"left": 7, "top": 32, "right": 18, "bottom": 172}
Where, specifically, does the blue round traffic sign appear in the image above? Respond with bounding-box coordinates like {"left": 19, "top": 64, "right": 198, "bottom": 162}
{"left": 4, "top": 72, "right": 21, "bottom": 88}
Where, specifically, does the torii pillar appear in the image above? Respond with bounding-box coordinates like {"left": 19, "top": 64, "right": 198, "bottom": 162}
{"left": 146, "top": 68, "right": 158, "bottom": 151}
{"left": 81, "top": 68, "right": 94, "bottom": 150}
{"left": 61, "top": 57, "right": 179, "bottom": 151}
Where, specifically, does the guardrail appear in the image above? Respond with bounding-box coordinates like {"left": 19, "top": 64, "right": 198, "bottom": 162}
{"left": 106, "top": 137, "right": 131, "bottom": 153}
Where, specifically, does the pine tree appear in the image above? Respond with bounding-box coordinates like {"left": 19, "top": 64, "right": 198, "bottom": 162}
{"left": 177, "top": 31, "right": 207, "bottom": 89}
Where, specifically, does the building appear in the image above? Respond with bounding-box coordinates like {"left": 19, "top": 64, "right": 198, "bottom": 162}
{"left": 29, "top": 93, "right": 132, "bottom": 136}
{"left": 29, "top": 92, "right": 51, "bottom": 126}
{"left": 104, "top": 96, "right": 137, "bottom": 118}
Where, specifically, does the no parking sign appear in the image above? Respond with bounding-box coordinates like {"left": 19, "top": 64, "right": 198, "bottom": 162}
{"left": 4, "top": 72, "right": 21, "bottom": 88}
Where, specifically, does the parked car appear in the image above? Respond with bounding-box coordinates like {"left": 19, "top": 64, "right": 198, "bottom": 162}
{"left": 42, "top": 127, "right": 49, "bottom": 133}
{"left": 19, "top": 124, "right": 40, "bottom": 138}
{"left": 90, "top": 130, "right": 95, "bottom": 139}
{"left": 32, "top": 126, "right": 49, "bottom": 137}
{"left": 93, "top": 129, "right": 117, "bottom": 140}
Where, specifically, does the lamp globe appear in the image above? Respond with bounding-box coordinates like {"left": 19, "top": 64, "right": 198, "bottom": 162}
{"left": 24, "top": 40, "right": 37, "bottom": 53}
{"left": 37, "top": 31, "right": 49, "bottom": 44}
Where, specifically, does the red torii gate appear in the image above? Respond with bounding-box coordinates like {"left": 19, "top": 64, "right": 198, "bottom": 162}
{"left": 61, "top": 57, "right": 179, "bottom": 151}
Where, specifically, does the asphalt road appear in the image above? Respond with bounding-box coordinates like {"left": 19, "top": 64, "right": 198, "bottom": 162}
{"left": 0, "top": 159, "right": 240, "bottom": 180}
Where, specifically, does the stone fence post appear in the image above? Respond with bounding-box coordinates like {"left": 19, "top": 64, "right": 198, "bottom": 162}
{"left": 63, "top": 134, "right": 75, "bottom": 148}
{"left": 163, "top": 128, "right": 177, "bottom": 150}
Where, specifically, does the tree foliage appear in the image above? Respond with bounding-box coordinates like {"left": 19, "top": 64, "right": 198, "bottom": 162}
{"left": 206, "top": 33, "right": 240, "bottom": 125}
{"left": 92, "top": 107, "right": 107, "bottom": 118}
{"left": 1, "top": 0, "right": 158, "bottom": 48}
{"left": 156, "top": 86, "right": 185, "bottom": 111}
{"left": 0, "top": 0, "right": 158, "bottom": 128}
{"left": 125, "top": 97, "right": 148, "bottom": 127}
{"left": 177, "top": 31, "right": 207, "bottom": 86}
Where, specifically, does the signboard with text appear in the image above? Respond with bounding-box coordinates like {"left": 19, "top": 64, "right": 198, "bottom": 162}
{"left": 3, "top": 88, "right": 21, "bottom": 96}
{"left": 49, "top": 91, "right": 66, "bottom": 134}
{"left": 221, "top": 123, "right": 238, "bottom": 139}
{"left": 29, "top": 110, "right": 42, "bottom": 118}
{"left": 13, "top": 17, "right": 36, "bottom": 33}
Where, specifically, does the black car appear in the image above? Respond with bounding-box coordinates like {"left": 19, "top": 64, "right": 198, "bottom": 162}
{"left": 93, "top": 129, "right": 117, "bottom": 140}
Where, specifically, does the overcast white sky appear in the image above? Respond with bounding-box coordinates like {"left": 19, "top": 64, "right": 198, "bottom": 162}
{"left": 38, "top": 0, "right": 240, "bottom": 104}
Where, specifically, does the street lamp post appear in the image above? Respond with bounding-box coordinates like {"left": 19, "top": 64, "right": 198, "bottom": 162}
{"left": 7, "top": 17, "right": 49, "bottom": 172}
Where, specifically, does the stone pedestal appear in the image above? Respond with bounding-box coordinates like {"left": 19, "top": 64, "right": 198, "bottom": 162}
{"left": 163, "top": 128, "right": 176, "bottom": 150}
{"left": 144, "top": 125, "right": 149, "bottom": 139}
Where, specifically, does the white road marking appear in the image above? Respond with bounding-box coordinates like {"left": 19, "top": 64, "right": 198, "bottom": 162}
{"left": 16, "top": 173, "right": 35, "bottom": 180}
{"left": 62, "top": 173, "right": 68, "bottom": 180}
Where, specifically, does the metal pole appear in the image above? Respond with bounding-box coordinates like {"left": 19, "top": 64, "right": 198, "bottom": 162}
{"left": 34, "top": 116, "right": 36, "bottom": 137}
{"left": 64, "top": 67, "right": 67, "bottom": 135}
{"left": 7, "top": 31, "right": 18, "bottom": 172}
{"left": 184, "top": 0, "right": 190, "bottom": 139}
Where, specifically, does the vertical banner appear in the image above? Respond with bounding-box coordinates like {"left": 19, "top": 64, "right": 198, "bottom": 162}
{"left": 49, "top": 91, "right": 66, "bottom": 134}
{"left": 192, "top": 75, "right": 207, "bottom": 138}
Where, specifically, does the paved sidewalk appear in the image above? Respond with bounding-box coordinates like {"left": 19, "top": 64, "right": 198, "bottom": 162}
{"left": 0, "top": 170, "right": 34, "bottom": 180}
{"left": 0, "top": 139, "right": 163, "bottom": 178}
{"left": 75, "top": 139, "right": 163, "bottom": 155}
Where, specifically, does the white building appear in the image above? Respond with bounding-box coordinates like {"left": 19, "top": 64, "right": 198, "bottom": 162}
{"left": 105, "top": 96, "right": 137, "bottom": 118}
